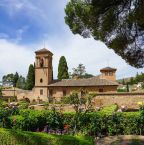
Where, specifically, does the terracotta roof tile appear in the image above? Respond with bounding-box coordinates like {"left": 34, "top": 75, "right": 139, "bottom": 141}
{"left": 35, "top": 48, "right": 53, "bottom": 55}
{"left": 48, "top": 76, "right": 119, "bottom": 87}
{"left": 100, "top": 67, "right": 117, "bottom": 71}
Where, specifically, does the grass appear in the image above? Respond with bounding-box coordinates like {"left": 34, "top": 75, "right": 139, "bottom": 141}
{"left": 100, "top": 104, "right": 118, "bottom": 114}
{"left": 0, "top": 128, "right": 93, "bottom": 145}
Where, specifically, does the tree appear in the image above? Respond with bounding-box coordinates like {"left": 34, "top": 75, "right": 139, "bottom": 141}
{"left": 58, "top": 56, "right": 69, "bottom": 80}
{"left": 26, "top": 64, "right": 35, "bottom": 90}
{"left": 129, "top": 77, "right": 135, "bottom": 85}
{"left": 83, "top": 73, "right": 94, "bottom": 78}
{"left": 16, "top": 75, "right": 26, "bottom": 89}
{"left": 63, "top": 91, "right": 94, "bottom": 134}
{"left": 126, "top": 83, "right": 130, "bottom": 92}
{"left": 72, "top": 64, "right": 86, "bottom": 78}
{"left": 65, "top": 0, "right": 144, "bottom": 68}
{"left": 122, "top": 79, "right": 126, "bottom": 85}
{"left": 13, "top": 72, "right": 19, "bottom": 87}
{"left": 2, "top": 74, "right": 14, "bottom": 83}
{"left": 0, "top": 87, "right": 2, "bottom": 97}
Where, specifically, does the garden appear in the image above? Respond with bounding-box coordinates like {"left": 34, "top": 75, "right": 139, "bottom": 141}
{"left": 1, "top": 92, "right": 144, "bottom": 145}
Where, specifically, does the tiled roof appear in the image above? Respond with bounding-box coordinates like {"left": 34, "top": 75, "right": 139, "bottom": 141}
{"left": 35, "top": 48, "right": 53, "bottom": 55}
{"left": 48, "top": 76, "right": 119, "bottom": 87}
{"left": 100, "top": 67, "right": 117, "bottom": 71}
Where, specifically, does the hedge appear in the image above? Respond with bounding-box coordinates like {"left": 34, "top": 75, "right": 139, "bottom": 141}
{"left": 6, "top": 109, "right": 144, "bottom": 136}
{"left": 0, "top": 128, "right": 93, "bottom": 145}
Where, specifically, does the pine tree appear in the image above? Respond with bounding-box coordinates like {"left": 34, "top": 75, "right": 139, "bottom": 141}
{"left": 72, "top": 64, "right": 86, "bottom": 79}
{"left": 26, "top": 64, "right": 35, "bottom": 90}
{"left": 65, "top": 0, "right": 144, "bottom": 68}
{"left": 58, "top": 56, "right": 69, "bottom": 80}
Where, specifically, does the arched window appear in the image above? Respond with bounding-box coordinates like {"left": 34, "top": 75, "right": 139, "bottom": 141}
{"left": 40, "top": 58, "right": 44, "bottom": 67}
{"left": 40, "top": 78, "right": 43, "bottom": 83}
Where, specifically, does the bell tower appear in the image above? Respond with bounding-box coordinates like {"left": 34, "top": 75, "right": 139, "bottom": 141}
{"left": 100, "top": 67, "right": 117, "bottom": 82}
{"left": 35, "top": 48, "right": 53, "bottom": 87}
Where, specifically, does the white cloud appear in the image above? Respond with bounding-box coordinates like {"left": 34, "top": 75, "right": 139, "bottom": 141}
{"left": 0, "top": 34, "right": 144, "bottom": 81}
{"left": 0, "top": 39, "right": 34, "bottom": 80}
{"left": 0, "top": 0, "right": 143, "bottom": 81}
{"left": 39, "top": 34, "right": 144, "bottom": 79}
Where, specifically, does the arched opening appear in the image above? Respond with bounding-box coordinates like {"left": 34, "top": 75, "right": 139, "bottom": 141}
{"left": 40, "top": 78, "right": 43, "bottom": 83}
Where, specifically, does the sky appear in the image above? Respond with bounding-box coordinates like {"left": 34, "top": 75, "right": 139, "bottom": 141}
{"left": 0, "top": 0, "right": 143, "bottom": 80}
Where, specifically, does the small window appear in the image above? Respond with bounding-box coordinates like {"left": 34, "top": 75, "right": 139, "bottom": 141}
{"left": 99, "top": 88, "right": 104, "bottom": 92}
{"left": 105, "top": 72, "right": 108, "bottom": 76}
{"left": 40, "top": 78, "right": 43, "bottom": 83}
{"left": 63, "top": 90, "right": 66, "bottom": 97}
{"left": 109, "top": 72, "right": 113, "bottom": 76}
{"left": 40, "top": 89, "right": 43, "bottom": 95}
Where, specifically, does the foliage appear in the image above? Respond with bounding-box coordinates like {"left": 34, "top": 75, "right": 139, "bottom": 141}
{"left": 18, "top": 101, "right": 29, "bottom": 109}
{"left": 13, "top": 72, "right": 19, "bottom": 87}
{"left": 63, "top": 91, "right": 94, "bottom": 134}
{"left": 122, "top": 79, "right": 126, "bottom": 85}
{"left": 2, "top": 73, "right": 14, "bottom": 86}
{"left": 70, "top": 64, "right": 94, "bottom": 79}
{"left": 58, "top": 56, "right": 69, "bottom": 80}
{"left": 16, "top": 75, "right": 26, "bottom": 89}
{"left": 2, "top": 73, "right": 26, "bottom": 89}
{"left": 0, "top": 87, "right": 2, "bottom": 97}
{"left": 1, "top": 107, "right": 144, "bottom": 136}
{"left": 117, "top": 88, "right": 127, "bottom": 92}
{"left": 26, "top": 64, "right": 35, "bottom": 90}
{"left": 0, "top": 128, "right": 93, "bottom": 145}
{"left": 65, "top": 0, "right": 144, "bottom": 68}
{"left": 71, "top": 64, "right": 86, "bottom": 79}
{"left": 100, "top": 105, "right": 118, "bottom": 114}
{"left": 126, "top": 83, "right": 130, "bottom": 92}
{"left": 129, "top": 72, "right": 144, "bottom": 85}
{"left": 83, "top": 73, "right": 94, "bottom": 79}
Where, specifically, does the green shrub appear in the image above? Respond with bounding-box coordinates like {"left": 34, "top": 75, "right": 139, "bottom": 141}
{"left": 100, "top": 104, "right": 118, "bottom": 114}
{"left": 1, "top": 108, "right": 144, "bottom": 136}
{"left": 18, "top": 101, "right": 29, "bottom": 109}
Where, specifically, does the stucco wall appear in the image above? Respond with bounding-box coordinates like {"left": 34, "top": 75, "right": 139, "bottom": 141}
{"left": 50, "top": 86, "right": 118, "bottom": 101}
{"left": 93, "top": 93, "right": 144, "bottom": 108}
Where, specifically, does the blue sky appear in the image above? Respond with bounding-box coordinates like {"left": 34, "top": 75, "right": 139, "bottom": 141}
{"left": 0, "top": 0, "right": 143, "bottom": 80}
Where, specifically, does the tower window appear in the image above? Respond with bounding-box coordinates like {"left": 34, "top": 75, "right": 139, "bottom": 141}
{"left": 40, "top": 89, "right": 43, "bottom": 95}
{"left": 40, "top": 58, "right": 44, "bottom": 67}
{"left": 40, "top": 78, "right": 43, "bottom": 83}
{"left": 109, "top": 72, "right": 113, "bottom": 76}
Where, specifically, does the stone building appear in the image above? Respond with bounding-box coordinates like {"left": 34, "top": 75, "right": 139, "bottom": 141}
{"left": 3, "top": 48, "right": 119, "bottom": 102}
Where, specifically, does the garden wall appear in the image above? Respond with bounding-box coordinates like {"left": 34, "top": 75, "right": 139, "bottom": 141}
{"left": 93, "top": 92, "right": 144, "bottom": 108}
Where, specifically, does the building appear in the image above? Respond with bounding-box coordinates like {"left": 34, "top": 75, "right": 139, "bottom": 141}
{"left": 4, "top": 48, "right": 119, "bottom": 102}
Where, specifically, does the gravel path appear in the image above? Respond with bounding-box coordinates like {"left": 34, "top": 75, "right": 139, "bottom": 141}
{"left": 95, "top": 135, "right": 144, "bottom": 145}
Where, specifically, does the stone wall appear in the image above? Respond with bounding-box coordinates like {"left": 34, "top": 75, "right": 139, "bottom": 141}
{"left": 93, "top": 93, "right": 144, "bottom": 108}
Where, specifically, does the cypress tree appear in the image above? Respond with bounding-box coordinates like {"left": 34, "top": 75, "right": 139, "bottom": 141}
{"left": 26, "top": 64, "right": 35, "bottom": 90}
{"left": 58, "top": 56, "right": 69, "bottom": 80}
{"left": 13, "top": 72, "right": 19, "bottom": 87}
{"left": 126, "top": 83, "right": 130, "bottom": 92}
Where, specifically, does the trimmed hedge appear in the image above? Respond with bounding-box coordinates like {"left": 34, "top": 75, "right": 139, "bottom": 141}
{"left": 6, "top": 109, "right": 144, "bottom": 136}
{"left": 0, "top": 128, "right": 93, "bottom": 145}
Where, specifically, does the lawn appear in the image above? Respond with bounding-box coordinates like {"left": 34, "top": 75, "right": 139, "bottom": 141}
{"left": 0, "top": 128, "right": 93, "bottom": 145}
